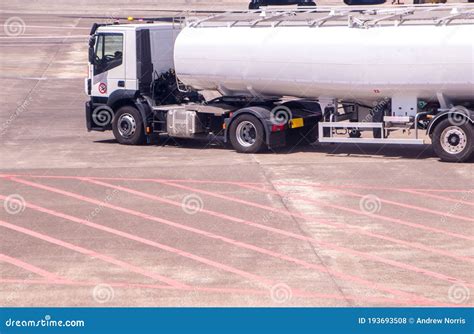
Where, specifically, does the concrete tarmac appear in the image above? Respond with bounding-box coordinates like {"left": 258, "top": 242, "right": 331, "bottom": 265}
{"left": 0, "top": 2, "right": 473, "bottom": 307}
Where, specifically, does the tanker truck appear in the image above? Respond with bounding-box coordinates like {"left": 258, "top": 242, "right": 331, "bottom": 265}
{"left": 85, "top": 5, "right": 474, "bottom": 162}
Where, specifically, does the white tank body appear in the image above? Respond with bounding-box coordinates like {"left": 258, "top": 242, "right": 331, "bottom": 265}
{"left": 174, "top": 24, "right": 474, "bottom": 103}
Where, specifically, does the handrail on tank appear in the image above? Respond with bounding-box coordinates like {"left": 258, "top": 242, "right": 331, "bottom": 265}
{"left": 185, "top": 4, "right": 474, "bottom": 28}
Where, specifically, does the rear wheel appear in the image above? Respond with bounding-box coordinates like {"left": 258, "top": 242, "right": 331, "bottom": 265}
{"left": 112, "top": 106, "right": 146, "bottom": 145}
{"left": 229, "top": 114, "right": 265, "bottom": 153}
{"left": 432, "top": 119, "right": 473, "bottom": 162}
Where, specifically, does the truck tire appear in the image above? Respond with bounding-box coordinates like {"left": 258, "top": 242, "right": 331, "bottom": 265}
{"left": 112, "top": 106, "right": 146, "bottom": 145}
{"left": 248, "top": 2, "right": 259, "bottom": 9}
{"left": 432, "top": 119, "right": 473, "bottom": 163}
{"left": 229, "top": 114, "right": 265, "bottom": 153}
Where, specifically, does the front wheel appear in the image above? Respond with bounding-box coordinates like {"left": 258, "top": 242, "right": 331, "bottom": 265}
{"left": 432, "top": 119, "right": 473, "bottom": 163}
{"left": 112, "top": 106, "right": 146, "bottom": 145}
{"left": 229, "top": 114, "right": 265, "bottom": 153}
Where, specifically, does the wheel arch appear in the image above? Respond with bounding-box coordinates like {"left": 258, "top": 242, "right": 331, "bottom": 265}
{"left": 427, "top": 109, "right": 474, "bottom": 137}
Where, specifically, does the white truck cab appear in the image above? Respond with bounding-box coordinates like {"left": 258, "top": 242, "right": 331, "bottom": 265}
{"left": 86, "top": 23, "right": 179, "bottom": 100}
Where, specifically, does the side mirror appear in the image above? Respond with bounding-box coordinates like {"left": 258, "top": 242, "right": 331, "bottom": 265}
{"left": 344, "top": 0, "right": 386, "bottom": 4}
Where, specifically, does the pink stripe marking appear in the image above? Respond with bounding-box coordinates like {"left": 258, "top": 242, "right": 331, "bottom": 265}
{"left": 398, "top": 189, "right": 474, "bottom": 207}
{"left": 2, "top": 179, "right": 433, "bottom": 304}
{"left": 84, "top": 179, "right": 441, "bottom": 304}
{"left": 88, "top": 180, "right": 474, "bottom": 289}
{"left": 0, "top": 279, "right": 434, "bottom": 305}
{"left": 316, "top": 187, "right": 474, "bottom": 225}
{"left": 0, "top": 174, "right": 471, "bottom": 194}
{"left": 0, "top": 253, "right": 67, "bottom": 282}
{"left": 161, "top": 181, "right": 474, "bottom": 265}
{"left": 0, "top": 219, "right": 186, "bottom": 288}
{"left": 0, "top": 183, "right": 274, "bottom": 288}
{"left": 242, "top": 183, "right": 474, "bottom": 240}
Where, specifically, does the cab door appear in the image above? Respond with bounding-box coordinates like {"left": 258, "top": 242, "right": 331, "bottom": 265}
{"left": 92, "top": 32, "right": 125, "bottom": 98}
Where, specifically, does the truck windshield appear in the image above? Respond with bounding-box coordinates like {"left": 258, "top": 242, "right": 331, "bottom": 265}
{"left": 94, "top": 33, "right": 123, "bottom": 75}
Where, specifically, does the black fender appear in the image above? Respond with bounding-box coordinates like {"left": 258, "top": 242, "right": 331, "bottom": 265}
{"left": 427, "top": 108, "right": 474, "bottom": 136}
{"left": 135, "top": 98, "right": 153, "bottom": 133}
{"left": 107, "top": 90, "right": 152, "bottom": 133}
{"left": 107, "top": 89, "right": 139, "bottom": 110}
{"left": 224, "top": 106, "right": 285, "bottom": 148}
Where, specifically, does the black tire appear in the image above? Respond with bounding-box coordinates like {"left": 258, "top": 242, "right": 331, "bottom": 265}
{"left": 112, "top": 105, "right": 146, "bottom": 145}
{"left": 249, "top": 2, "right": 259, "bottom": 9}
{"left": 298, "top": 1, "right": 316, "bottom": 6}
{"left": 432, "top": 119, "right": 473, "bottom": 163}
{"left": 229, "top": 114, "right": 266, "bottom": 153}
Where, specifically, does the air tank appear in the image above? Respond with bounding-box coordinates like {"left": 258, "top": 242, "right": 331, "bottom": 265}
{"left": 174, "top": 23, "right": 474, "bottom": 104}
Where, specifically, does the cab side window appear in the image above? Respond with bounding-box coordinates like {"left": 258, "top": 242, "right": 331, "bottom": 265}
{"left": 94, "top": 33, "right": 123, "bottom": 75}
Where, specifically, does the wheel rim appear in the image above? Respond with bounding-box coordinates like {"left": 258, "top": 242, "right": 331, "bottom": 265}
{"left": 440, "top": 126, "right": 467, "bottom": 155}
{"left": 117, "top": 113, "right": 136, "bottom": 139}
{"left": 236, "top": 121, "right": 257, "bottom": 148}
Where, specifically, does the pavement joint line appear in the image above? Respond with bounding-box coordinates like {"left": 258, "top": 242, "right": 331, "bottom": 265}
{"left": 83, "top": 178, "right": 440, "bottom": 305}
{"left": 0, "top": 219, "right": 188, "bottom": 289}
{"left": 159, "top": 181, "right": 474, "bottom": 265}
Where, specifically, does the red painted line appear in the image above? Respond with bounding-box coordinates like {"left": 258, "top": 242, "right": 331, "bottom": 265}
{"left": 3, "top": 190, "right": 468, "bottom": 305}
{"left": 242, "top": 184, "right": 474, "bottom": 240}
{"left": 0, "top": 185, "right": 275, "bottom": 289}
{"left": 266, "top": 181, "right": 473, "bottom": 194}
{"left": 0, "top": 219, "right": 187, "bottom": 289}
{"left": 398, "top": 189, "right": 474, "bottom": 207}
{"left": 316, "top": 187, "right": 474, "bottom": 225}
{"left": 1, "top": 179, "right": 434, "bottom": 305}
{"left": 81, "top": 180, "right": 474, "bottom": 290}
{"left": 0, "top": 279, "right": 433, "bottom": 305}
{"left": 0, "top": 178, "right": 444, "bottom": 305}
{"left": 84, "top": 179, "right": 442, "bottom": 305}
{"left": 1, "top": 174, "right": 471, "bottom": 194}
{"left": 160, "top": 181, "right": 474, "bottom": 265}
{"left": 0, "top": 253, "right": 68, "bottom": 282}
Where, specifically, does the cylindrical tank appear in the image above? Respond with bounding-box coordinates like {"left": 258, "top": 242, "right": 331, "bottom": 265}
{"left": 174, "top": 24, "right": 474, "bottom": 103}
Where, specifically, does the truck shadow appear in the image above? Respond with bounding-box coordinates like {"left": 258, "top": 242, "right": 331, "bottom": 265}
{"left": 93, "top": 138, "right": 473, "bottom": 162}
